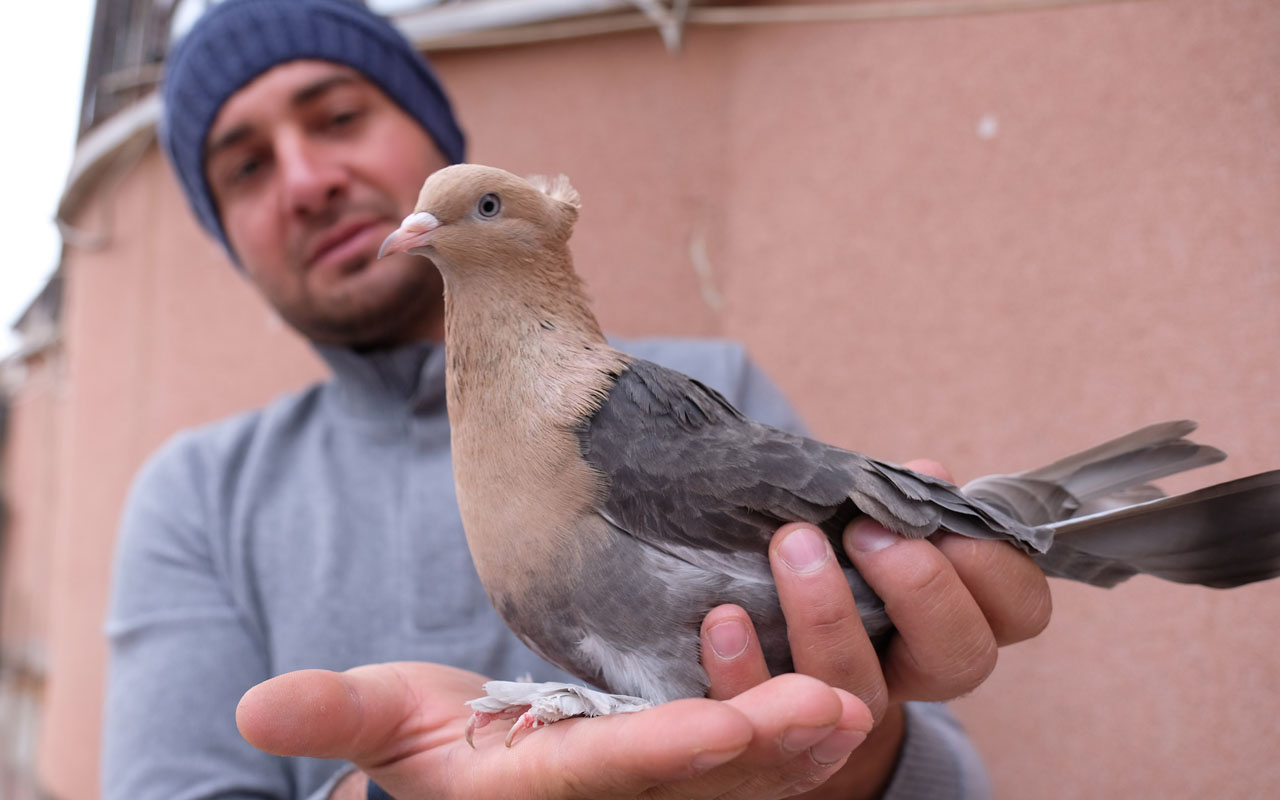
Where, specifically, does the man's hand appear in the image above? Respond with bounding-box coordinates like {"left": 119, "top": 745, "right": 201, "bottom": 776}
{"left": 237, "top": 458, "right": 1047, "bottom": 800}
{"left": 700, "top": 459, "right": 1052, "bottom": 800}
{"left": 236, "top": 662, "right": 872, "bottom": 800}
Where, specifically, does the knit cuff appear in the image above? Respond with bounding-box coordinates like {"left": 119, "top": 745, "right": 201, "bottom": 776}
{"left": 880, "top": 702, "right": 992, "bottom": 800}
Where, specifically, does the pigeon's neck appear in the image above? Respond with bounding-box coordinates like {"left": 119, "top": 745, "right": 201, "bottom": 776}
{"left": 440, "top": 250, "right": 631, "bottom": 598}
{"left": 441, "top": 251, "right": 630, "bottom": 431}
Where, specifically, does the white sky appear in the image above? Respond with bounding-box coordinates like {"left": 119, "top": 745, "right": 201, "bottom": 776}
{"left": 0, "top": 1, "right": 96, "bottom": 357}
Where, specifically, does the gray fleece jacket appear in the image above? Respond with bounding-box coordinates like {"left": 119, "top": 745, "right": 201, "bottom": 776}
{"left": 102, "top": 337, "right": 989, "bottom": 799}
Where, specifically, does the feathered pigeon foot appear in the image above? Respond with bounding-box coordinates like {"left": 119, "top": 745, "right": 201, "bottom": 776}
{"left": 464, "top": 679, "right": 651, "bottom": 748}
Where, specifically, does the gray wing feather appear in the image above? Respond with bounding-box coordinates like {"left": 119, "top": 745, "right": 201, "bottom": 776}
{"left": 579, "top": 359, "right": 1049, "bottom": 562}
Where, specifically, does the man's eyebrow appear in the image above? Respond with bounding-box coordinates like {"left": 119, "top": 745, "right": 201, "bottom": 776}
{"left": 206, "top": 73, "right": 363, "bottom": 159}
{"left": 207, "top": 124, "right": 253, "bottom": 160}
{"left": 290, "top": 73, "right": 361, "bottom": 106}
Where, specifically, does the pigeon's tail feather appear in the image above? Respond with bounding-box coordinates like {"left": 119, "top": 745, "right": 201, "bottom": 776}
{"left": 960, "top": 421, "right": 1280, "bottom": 588}
{"left": 962, "top": 420, "right": 1226, "bottom": 527}
{"left": 1035, "top": 470, "right": 1280, "bottom": 588}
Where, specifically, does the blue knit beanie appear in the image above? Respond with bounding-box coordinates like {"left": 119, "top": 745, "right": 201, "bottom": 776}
{"left": 160, "top": 0, "right": 466, "bottom": 261}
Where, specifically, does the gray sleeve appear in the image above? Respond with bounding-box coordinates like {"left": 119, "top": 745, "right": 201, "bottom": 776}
{"left": 719, "top": 346, "right": 812, "bottom": 437}
{"left": 881, "top": 703, "right": 992, "bottom": 799}
{"left": 101, "top": 435, "right": 345, "bottom": 800}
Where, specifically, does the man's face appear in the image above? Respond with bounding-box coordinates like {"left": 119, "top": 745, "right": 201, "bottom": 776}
{"left": 206, "top": 60, "right": 449, "bottom": 347}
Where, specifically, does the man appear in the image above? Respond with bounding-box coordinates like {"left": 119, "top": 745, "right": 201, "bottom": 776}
{"left": 103, "top": 1, "right": 1051, "bottom": 798}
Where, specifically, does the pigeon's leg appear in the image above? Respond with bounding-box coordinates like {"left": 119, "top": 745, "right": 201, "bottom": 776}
{"left": 464, "top": 680, "right": 651, "bottom": 747}
{"left": 464, "top": 703, "right": 530, "bottom": 748}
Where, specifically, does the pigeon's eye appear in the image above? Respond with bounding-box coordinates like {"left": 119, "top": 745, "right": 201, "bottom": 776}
{"left": 477, "top": 193, "right": 502, "bottom": 218}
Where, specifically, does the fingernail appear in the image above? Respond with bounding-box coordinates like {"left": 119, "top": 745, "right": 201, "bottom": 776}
{"left": 707, "top": 619, "right": 749, "bottom": 660}
{"left": 780, "top": 725, "right": 832, "bottom": 754}
{"left": 847, "top": 520, "right": 899, "bottom": 553}
{"left": 810, "top": 729, "right": 868, "bottom": 765}
{"left": 779, "top": 527, "right": 830, "bottom": 573}
{"left": 691, "top": 747, "right": 741, "bottom": 773}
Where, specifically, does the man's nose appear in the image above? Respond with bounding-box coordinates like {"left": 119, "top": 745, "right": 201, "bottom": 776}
{"left": 277, "top": 132, "right": 345, "bottom": 217}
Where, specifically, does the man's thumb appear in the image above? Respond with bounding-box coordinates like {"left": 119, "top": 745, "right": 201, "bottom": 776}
{"left": 236, "top": 665, "right": 415, "bottom": 761}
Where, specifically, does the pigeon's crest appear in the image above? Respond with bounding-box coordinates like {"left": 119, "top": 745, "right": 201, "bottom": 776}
{"left": 528, "top": 174, "right": 581, "bottom": 210}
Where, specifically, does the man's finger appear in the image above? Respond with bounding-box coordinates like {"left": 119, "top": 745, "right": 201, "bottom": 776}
{"left": 662, "top": 675, "right": 869, "bottom": 800}
{"left": 722, "top": 684, "right": 872, "bottom": 799}
{"left": 844, "top": 519, "right": 999, "bottom": 703}
{"left": 901, "top": 457, "right": 1052, "bottom": 646}
{"left": 902, "top": 458, "right": 954, "bottom": 483}
{"left": 236, "top": 663, "right": 473, "bottom": 762}
{"left": 544, "top": 699, "right": 753, "bottom": 798}
{"left": 933, "top": 532, "right": 1053, "bottom": 645}
{"left": 769, "top": 523, "right": 889, "bottom": 721}
{"left": 702, "top": 604, "right": 772, "bottom": 700}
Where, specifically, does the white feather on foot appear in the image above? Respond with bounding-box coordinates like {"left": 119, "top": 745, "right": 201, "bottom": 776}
{"left": 465, "top": 680, "right": 651, "bottom": 747}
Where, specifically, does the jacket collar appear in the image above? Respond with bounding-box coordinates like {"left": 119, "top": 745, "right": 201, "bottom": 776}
{"left": 314, "top": 339, "right": 447, "bottom": 419}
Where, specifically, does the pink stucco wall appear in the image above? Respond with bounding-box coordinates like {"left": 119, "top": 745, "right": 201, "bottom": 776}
{"left": 2, "top": 350, "right": 60, "bottom": 669}
{"left": 1, "top": 348, "right": 61, "bottom": 796}
{"left": 24, "top": 0, "right": 1278, "bottom": 797}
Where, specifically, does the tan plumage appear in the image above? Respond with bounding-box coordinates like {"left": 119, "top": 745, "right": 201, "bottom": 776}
{"left": 383, "top": 166, "right": 629, "bottom": 624}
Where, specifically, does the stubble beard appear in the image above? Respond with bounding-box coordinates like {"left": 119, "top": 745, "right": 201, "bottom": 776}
{"left": 283, "top": 198, "right": 445, "bottom": 348}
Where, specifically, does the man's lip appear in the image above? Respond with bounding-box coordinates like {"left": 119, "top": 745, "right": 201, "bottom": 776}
{"left": 306, "top": 218, "right": 385, "bottom": 270}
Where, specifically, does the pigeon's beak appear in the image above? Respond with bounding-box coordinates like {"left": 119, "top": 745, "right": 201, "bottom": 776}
{"left": 378, "top": 211, "right": 440, "bottom": 259}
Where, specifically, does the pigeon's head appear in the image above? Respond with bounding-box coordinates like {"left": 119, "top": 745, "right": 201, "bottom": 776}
{"left": 379, "top": 164, "right": 582, "bottom": 279}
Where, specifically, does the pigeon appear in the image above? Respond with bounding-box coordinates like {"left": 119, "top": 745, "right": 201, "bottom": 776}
{"left": 378, "top": 163, "right": 1280, "bottom": 745}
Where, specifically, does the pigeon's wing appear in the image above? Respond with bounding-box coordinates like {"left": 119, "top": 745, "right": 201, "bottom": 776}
{"left": 578, "top": 358, "right": 1050, "bottom": 559}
